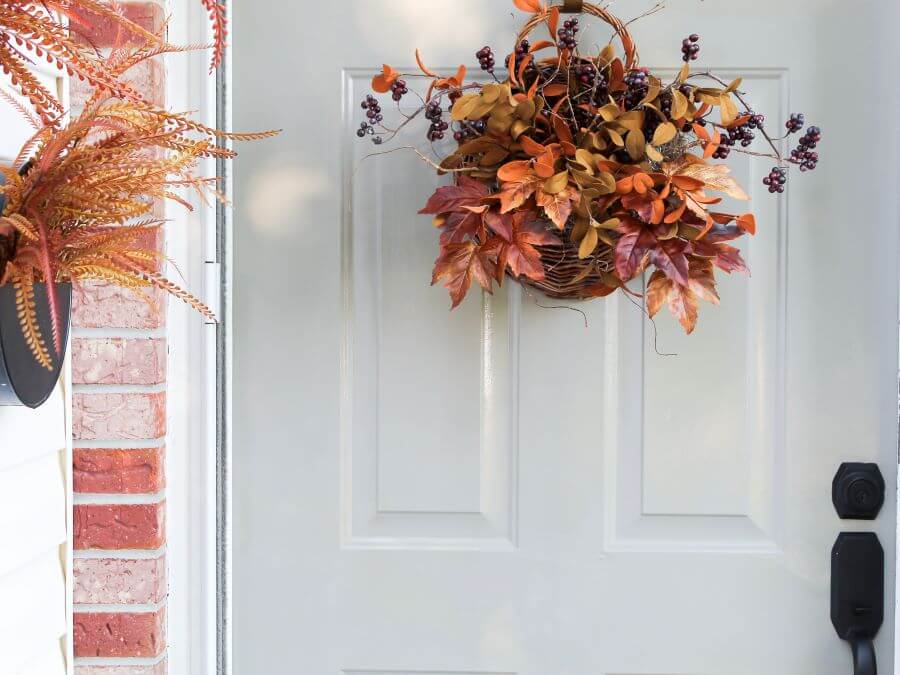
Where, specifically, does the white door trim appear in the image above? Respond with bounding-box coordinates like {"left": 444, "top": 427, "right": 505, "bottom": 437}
{"left": 166, "top": 0, "right": 222, "bottom": 673}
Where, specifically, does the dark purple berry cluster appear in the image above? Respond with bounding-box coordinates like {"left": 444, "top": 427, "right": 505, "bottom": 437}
{"left": 426, "top": 101, "right": 448, "bottom": 142}
{"left": 454, "top": 119, "right": 486, "bottom": 143}
{"left": 357, "top": 95, "right": 383, "bottom": 141}
{"left": 763, "top": 166, "right": 787, "bottom": 193}
{"left": 623, "top": 68, "right": 649, "bottom": 108}
{"left": 558, "top": 18, "right": 579, "bottom": 50}
{"left": 390, "top": 79, "right": 408, "bottom": 102}
{"left": 476, "top": 46, "right": 495, "bottom": 73}
{"left": 785, "top": 112, "right": 805, "bottom": 133}
{"left": 790, "top": 125, "right": 821, "bottom": 172}
{"left": 712, "top": 135, "right": 734, "bottom": 160}
{"left": 577, "top": 62, "right": 597, "bottom": 86}
{"left": 727, "top": 121, "right": 756, "bottom": 148}
{"left": 513, "top": 40, "right": 537, "bottom": 80}
{"left": 681, "top": 34, "right": 700, "bottom": 62}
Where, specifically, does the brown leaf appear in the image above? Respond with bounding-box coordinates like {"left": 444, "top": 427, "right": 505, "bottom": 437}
{"left": 431, "top": 240, "right": 497, "bottom": 309}
{"left": 536, "top": 184, "right": 579, "bottom": 229}
{"left": 497, "top": 174, "right": 542, "bottom": 212}
{"left": 543, "top": 170, "right": 569, "bottom": 195}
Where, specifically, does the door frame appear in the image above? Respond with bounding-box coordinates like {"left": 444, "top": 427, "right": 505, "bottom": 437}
{"left": 165, "top": 0, "right": 224, "bottom": 673}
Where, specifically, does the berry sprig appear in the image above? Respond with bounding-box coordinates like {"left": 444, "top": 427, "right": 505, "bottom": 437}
{"left": 763, "top": 166, "right": 787, "bottom": 194}
{"left": 426, "top": 101, "right": 449, "bottom": 142}
{"left": 357, "top": 95, "right": 383, "bottom": 141}
{"left": 558, "top": 18, "right": 579, "bottom": 50}
{"left": 785, "top": 112, "right": 805, "bottom": 133}
{"left": 681, "top": 34, "right": 700, "bottom": 62}
{"left": 476, "top": 46, "right": 495, "bottom": 73}
{"left": 390, "top": 79, "right": 409, "bottom": 102}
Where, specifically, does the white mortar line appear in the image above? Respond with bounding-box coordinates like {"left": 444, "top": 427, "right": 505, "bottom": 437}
{"left": 74, "top": 655, "right": 166, "bottom": 667}
{"left": 73, "top": 383, "right": 166, "bottom": 394}
{"left": 74, "top": 491, "right": 165, "bottom": 505}
{"left": 74, "top": 601, "right": 165, "bottom": 613}
{"left": 74, "top": 546, "right": 166, "bottom": 560}
{"left": 73, "top": 327, "right": 167, "bottom": 339}
{"left": 73, "top": 437, "right": 166, "bottom": 449}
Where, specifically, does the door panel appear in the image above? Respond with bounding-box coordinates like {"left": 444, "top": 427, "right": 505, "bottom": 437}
{"left": 233, "top": 1, "right": 900, "bottom": 673}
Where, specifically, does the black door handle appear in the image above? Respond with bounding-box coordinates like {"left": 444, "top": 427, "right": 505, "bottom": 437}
{"left": 832, "top": 533, "right": 883, "bottom": 675}
{"left": 850, "top": 638, "right": 876, "bottom": 675}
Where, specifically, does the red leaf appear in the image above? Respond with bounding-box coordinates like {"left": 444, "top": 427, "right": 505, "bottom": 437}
{"left": 420, "top": 175, "right": 489, "bottom": 214}
{"left": 714, "top": 243, "right": 749, "bottom": 274}
{"left": 614, "top": 226, "right": 656, "bottom": 281}
{"left": 440, "top": 210, "right": 485, "bottom": 245}
{"left": 650, "top": 239, "right": 689, "bottom": 286}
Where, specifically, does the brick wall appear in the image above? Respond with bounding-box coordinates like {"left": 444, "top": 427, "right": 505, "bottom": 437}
{"left": 71, "top": 3, "right": 169, "bottom": 673}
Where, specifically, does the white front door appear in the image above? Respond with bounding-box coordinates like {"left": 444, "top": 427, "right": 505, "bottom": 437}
{"left": 232, "top": 1, "right": 900, "bottom": 673}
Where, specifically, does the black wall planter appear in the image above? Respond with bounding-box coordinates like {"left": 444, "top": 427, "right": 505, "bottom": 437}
{"left": 0, "top": 282, "right": 72, "bottom": 408}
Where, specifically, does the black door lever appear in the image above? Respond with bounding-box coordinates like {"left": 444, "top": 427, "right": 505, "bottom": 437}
{"left": 832, "top": 533, "right": 883, "bottom": 675}
{"left": 850, "top": 638, "right": 876, "bottom": 675}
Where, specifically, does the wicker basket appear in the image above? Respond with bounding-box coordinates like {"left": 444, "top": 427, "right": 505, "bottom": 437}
{"left": 513, "top": 1, "right": 640, "bottom": 299}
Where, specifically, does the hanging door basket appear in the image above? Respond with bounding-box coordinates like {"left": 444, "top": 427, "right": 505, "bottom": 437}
{"left": 0, "top": 170, "right": 71, "bottom": 408}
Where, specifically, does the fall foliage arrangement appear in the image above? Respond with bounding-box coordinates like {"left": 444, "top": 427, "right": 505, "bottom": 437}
{"left": 0, "top": 0, "right": 273, "bottom": 375}
{"left": 356, "top": 0, "right": 822, "bottom": 333}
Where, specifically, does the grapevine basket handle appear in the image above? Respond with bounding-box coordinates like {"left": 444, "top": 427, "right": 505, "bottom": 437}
{"left": 516, "top": 2, "right": 639, "bottom": 69}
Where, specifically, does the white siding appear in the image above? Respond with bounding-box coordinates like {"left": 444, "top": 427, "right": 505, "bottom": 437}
{"left": 0, "top": 55, "right": 71, "bottom": 675}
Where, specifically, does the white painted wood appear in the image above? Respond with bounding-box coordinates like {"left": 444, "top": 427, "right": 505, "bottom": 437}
{"left": 232, "top": 1, "right": 900, "bottom": 673}
{"left": 165, "top": 1, "right": 223, "bottom": 674}
{"left": 0, "top": 47, "right": 71, "bottom": 675}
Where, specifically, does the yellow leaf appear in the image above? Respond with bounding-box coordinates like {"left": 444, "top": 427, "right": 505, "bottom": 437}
{"left": 543, "top": 171, "right": 570, "bottom": 195}
{"left": 578, "top": 226, "right": 598, "bottom": 259}
{"left": 646, "top": 144, "right": 664, "bottom": 163}
{"left": 594, "top": 217, "right": 621, "bottom": 230}
{"left": 573, "top": 149, "right": 595, "bottom": 174}
{"left": 725, "top": 77, "right": 743, "bottom": 93}
{"left": 671, "top": 90, "right": 689, "bottom": 120}
{"left": 719, "top": 94, "right": 739, "bottom": 126}
{"left": 607, "top": 127, "right": 625, "bottom": 147}
{"left": 652, "top": 122, "right": 677, "bottom": 146}
{"left": 676, "top": 62, "right": 690, "bottom": 85}
{"left": 625, "top": 129, "right": 646, "bottom": 160}
{"left": 598, "top": 103, "right": 620, "bottom": 122}
{"left": 451, "top": 94, "right": 480, "bottom": 121}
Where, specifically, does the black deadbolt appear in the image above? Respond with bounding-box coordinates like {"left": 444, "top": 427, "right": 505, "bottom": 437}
{"left": 833, "top": 463, "right": 885, "bottom": 520}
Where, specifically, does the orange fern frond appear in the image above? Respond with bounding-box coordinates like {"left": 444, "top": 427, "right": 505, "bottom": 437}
{"left": 12, "top": 271, "right": 52, "bottom": 371}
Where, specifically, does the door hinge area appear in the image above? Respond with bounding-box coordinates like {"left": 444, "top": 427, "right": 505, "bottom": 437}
{"left": 204, "top": 260, "right": 221, "bottom": 323}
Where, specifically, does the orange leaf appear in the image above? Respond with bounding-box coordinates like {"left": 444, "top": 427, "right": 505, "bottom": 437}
{"left": 497, "top": 160, "right": 533, "bottom": 182}
{"left": 529, "top": 40, "right": 555, "bottom": 52}
{"left": 737, "top": 212, "right": 756, "bottom": 235}
{"left": 664, "top": 201, "right": 687, "bottom": 224}
{"left": 513, "top": 0, "right": 543, "bottom": 12}
{"left": 671, "top": 176, "right": 706, "bottom": 191}
{"left": 633, "top": 173, "right": 654, "bottom": 195}
{"left": 372, "top": 64, "right": 400, "bottom": 93}
{"left": 547, "top": 7, "right": 560, "bottom": 38}
{"left": 508, "top": 51, "right": 519, "bottom": 87}
{"left": 520, "top": 135, "right": 546, "bottom": 157}
{"left": 552, "top": 115, "right": 574, "bottom": 146}
{"left": 518, "top": 54, "right": 534, "bottom": 85}
{"left": 543, "top": 83, "right": 569, "bottom": 97}
{"left": 415, "top": 50, "right": 438, "bottom": 78}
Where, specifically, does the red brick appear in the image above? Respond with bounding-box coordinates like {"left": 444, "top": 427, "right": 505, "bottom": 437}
{"left": 74, "top": 556, "right": 166, "bottom": 605}
{"left": 74, "top": 608, "right": 165, "bottom": 658}
{"left": 74, "top": 502, "right": 165, "bottom": 550}
{"left": 72, "top": 338, "right": 166, "bottom": 385}
{"left": 74, "top": 447, "right": 165, "bottom": 494}
{"left": 73, "top": 1, "right": 166, "bottom": 48}
{"left": 73, "top": 392, "right": 166, "bottom": 441}
{"left": 72, "top": 281, "right": 166, "bottom": 329}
